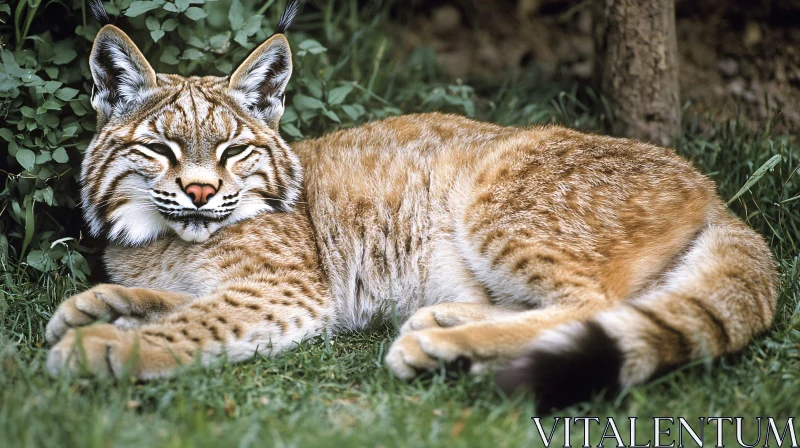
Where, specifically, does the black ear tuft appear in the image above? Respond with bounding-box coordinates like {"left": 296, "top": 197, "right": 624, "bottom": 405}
{"left": 495, "top": 321, "right": 624, "bottom": 411}
{"left": 89, "top": 0, "right": 112, "bottom": 26}
{"left": 275, "top": 0, "right": 299, "bottom": 34}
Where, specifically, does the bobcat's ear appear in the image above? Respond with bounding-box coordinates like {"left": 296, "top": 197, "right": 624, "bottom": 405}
{"left": 90, "top": 25, "right": 157, "bottom": 127}
{"left": 229, "top": 34, "right": 292, "bottom": 130}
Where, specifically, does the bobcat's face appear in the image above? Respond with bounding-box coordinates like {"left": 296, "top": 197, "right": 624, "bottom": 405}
{"left": 82, "top": 26, "right": 299, "bottom": 244}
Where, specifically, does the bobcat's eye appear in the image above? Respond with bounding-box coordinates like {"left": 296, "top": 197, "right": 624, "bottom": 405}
{"left": 143, "top": 143, "right": 173, "bottom": 157}
{"left": 222, "top": 145, "right": 249, "bottom": 159}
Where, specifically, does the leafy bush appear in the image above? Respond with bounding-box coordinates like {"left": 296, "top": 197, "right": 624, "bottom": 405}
{"left": 0, "top": 0, "right": 485, "bottom": 282}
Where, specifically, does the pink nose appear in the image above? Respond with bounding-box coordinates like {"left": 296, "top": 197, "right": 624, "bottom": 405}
{"left": 184, "top": 183, "right": 217, "bottom": 207}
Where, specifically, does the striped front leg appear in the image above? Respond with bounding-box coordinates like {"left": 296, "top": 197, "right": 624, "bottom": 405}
{"left": 47, "top": 276, "right": 332, "bottom": 379}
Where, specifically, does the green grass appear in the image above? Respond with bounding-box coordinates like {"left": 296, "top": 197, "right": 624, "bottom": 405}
{"left": 2, "top": 3, "right": 800, "bottom": 447}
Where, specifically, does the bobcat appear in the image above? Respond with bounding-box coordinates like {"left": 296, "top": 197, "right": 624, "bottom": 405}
{"left": 45, "top": 1, "right": 778, "bottom": 408}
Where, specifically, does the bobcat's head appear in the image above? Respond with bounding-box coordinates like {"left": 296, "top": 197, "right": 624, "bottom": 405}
{"left": 82, "top": 3, "right": 300, "bottom": 245}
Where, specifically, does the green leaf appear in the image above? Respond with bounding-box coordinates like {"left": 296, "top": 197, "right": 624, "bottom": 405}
{"left": 126, "top": 1, "right": 162, "bottom": 17}
{"left": 65, "top": 251, "right": 91, "bottom": 281}
{"left": 161, "top": 18, "right": 178, "bottom": 31}
{"left": 293, "top": 93, "right": 325, "bottom": 111}
{"left": 160, "top": 46, "right": 181, "bottom": 65}
{"left": 321, "top": 108, "right": 340, "bottom": 123}
{"left": 233, "top": 30, "right": 249, "bottom": 48}
{"left": 55, "top": 87, "right": 79, "bottom": 101}
{"left": 281, "top": 106, "right": 298, "bottom": 123}
{"left": 281, "top": 122, "right": 303, "bottom": 139}
{"left": 181, "top": 49, "right": 205, "bottom": 60}
{"left": 327, "top": 84, "right": 353, "bottom": 105}
{"left": 174, "top": 0, "right": 190, "bottom": 12}
{"left": 35, "top": 150, "right": 51, "bottom": 164}
{"left": 15, "top": 148, "right": 36, "bottom": 171}
{"left": 70, "top": 100, "right": 88, "bottom": 116}
{"left": 151, "top": 30, "right": 166, "bottom": 42}
{"left": 27, "top": 250, "right": 58, "bottom": 272}
{"left": 0, "top": 128, "right": 14, "bottom": 141}
{"left": 41, "top": 99, "right": 62, "bottom": 111}
{"left": 52, "top": 147, "right": 69, "bottom": 163}
{"left": 146, "top": 16, "right": 161, "bottom": 31}
{"left": 240, "top": 16, "right": 261, "bottom": 36}
{"left": 209, "top": 33, "right": 230, "bottom": 50}
{"left": 341, "top": 104, "right": 363, "bottom": 121}
{"left": 726, "top": 154, "right": 782, "bottom": 206}
{"left": 33, "top": 187, "right": 55, "bottom": 206}
{"left": 297, "top": 39, "right": 327, "bottom": 56}
{"left": 228, "top": 0, "right": 244, "bottom": 30}
{"left": 52, "top": 47, "right": 77, "bottom": 65}
{"left": 184, "top": 6, "right": 206, "bottom": 20}
{"left": 44, "top": 67, "right": 59, "bottom": 79}
{"left": 42, "top": 80, "right": 62, "bottom": 94}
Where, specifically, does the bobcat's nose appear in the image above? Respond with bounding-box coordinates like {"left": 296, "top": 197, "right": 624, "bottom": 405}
{"left": 184, "top": 183, "right": 217, "bottom": 207}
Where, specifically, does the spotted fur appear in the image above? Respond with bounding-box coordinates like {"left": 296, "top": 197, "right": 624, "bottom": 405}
{"left": 47, "top": 19, "right": 778, "bottom": 408}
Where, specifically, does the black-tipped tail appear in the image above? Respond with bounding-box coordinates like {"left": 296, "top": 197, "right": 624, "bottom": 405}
{"left": 89, "top": 0, "right": 112, "bottom": 25}
{"left": 275, "top": 0, "right": 300, "bottom": 34}
{"left": 496, "top": 321, "right": 623, "bottom": 410}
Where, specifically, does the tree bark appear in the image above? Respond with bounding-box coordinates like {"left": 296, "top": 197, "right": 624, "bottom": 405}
{"left": 598, "top": 0, "right": 681, "bottom": 146}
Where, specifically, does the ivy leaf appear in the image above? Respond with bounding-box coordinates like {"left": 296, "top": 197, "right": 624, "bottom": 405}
{"left": 15, "top": 148, "right": 36, "bottom": 171}
{"left": 184, "top": 6, "right": 206, "bottom": 20}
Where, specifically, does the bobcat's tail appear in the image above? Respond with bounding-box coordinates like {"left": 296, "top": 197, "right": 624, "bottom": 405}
{"left": 497, "top": 215, "right": 778, "bottom": 409}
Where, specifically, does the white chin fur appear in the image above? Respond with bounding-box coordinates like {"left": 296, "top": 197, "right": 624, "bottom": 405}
{"left": 171, "top": 222, "right": 219, "bottom": 243}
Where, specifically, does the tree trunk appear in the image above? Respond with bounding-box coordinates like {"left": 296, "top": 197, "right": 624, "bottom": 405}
{"left": 598, "top": 0, "right": 681, "bottom": 146}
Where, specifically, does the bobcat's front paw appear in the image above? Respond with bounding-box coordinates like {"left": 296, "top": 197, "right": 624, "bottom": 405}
{"left": 386, "top": 327, "right": 491, "bottom": 379}
{"left": 400, "top": 303, "right": 512, "bottom": 334}
{"left": 47, "top": 324, "right": 132, "bottom": 378}
{"left": 46, "top": 284, "right": 142, "bottom": 345}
